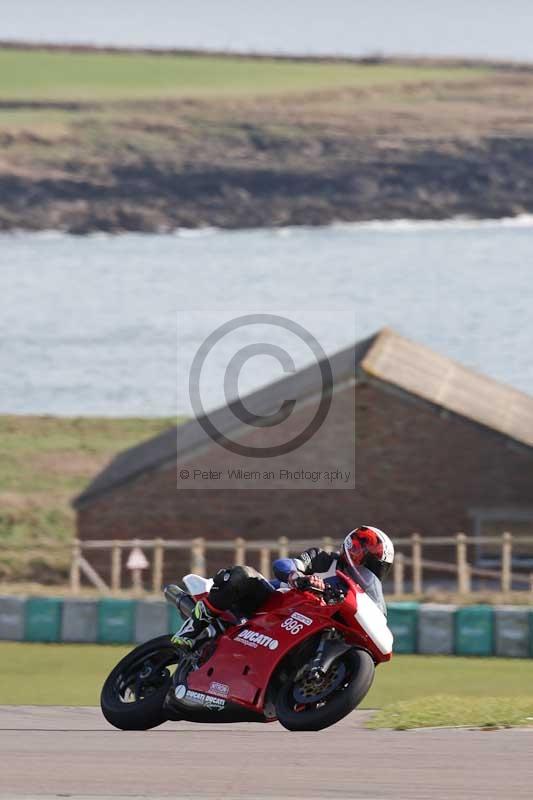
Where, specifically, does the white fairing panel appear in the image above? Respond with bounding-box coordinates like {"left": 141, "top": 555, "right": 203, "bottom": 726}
{"left": 183, "top": 574, "right": 214, "bottom": 596}
{"left": 355, "top": 592, "right": 394, "bottom": 655}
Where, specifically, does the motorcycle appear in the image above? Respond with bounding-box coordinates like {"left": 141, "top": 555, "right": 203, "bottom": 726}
{"left": 101, "top": 569, "right": 393, "bottom": 732}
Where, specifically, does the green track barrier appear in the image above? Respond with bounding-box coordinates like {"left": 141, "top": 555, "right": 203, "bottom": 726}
{"left": 387, "top": 602, "right": 419, "bottom": 654}
{"left": 24, "top": 597, "right": 63, "bottom": 642}
{"left": 97, "top": 599, "right": 136, "bottom": 643}
{"left": 0, "top": 596, "right": 529, "bottom": 654}
{"left": 0, "top": 595, "right": 26, "bottom": 641}
{"left": 418, "top": 604, "right": 456, "bottom": 655}
{"left": 494, "top": 606, "right": 530, "bottom": 658}
{"left": 455, "top": 605, "right": 494, "bottom": 656}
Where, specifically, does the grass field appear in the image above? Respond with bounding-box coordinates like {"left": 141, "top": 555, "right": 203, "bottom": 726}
{"left": 0, "top": 416, "right": 175, "bottom": 581}
{"left": 0, "top": 48, "right": 488, "bottom": 102}
{"left": 1, "top": 643, "right": 532, "bottom": 729}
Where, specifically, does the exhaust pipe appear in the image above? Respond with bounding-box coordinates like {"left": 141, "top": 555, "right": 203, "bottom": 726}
{"left": 164, "top": 584, "right": 195, "bottom": 618}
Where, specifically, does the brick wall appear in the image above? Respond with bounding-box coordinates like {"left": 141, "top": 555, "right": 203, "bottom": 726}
{"left": 77, "top": 381, "right": 533, "bottom": 583}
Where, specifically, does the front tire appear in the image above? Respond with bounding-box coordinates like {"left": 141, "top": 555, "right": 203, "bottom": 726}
{"left": 101, "top": 635, "right": 180, "bottom": 730}
{"left": 275, "top": 648, "right": 375, "bottom": 732}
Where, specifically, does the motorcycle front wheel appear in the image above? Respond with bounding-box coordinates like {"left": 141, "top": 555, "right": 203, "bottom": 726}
{"left": 275, "top": 647, "right": 375, "bottom": 732}
{"left": 100, "top": 635, "right": 180, "bottom": 730}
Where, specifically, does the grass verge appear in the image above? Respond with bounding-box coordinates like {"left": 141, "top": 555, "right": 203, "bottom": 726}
{"left": 368, "top": 655, "right": 533, "bottom": 702}
{"left": 1, "top": 646, "right": 532, "bottom": 714}
{"left": 0, "top": 642, "right": 130, "bottom": 705}
{"left": 367, "top": 655, "right": 533, "bottom": 729}
{"left": 368, "top": 695, "right": 533, "bottom": 730}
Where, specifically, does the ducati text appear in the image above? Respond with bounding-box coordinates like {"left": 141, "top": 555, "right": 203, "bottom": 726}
{"left": 235, "top": 628, "right": 279, "bottom": 650}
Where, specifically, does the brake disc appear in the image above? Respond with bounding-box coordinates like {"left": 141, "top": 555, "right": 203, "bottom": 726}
{"left": 293, "top": 661, "right": 347, "bottom": 704}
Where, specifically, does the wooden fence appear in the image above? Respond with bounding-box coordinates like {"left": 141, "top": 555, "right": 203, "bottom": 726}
{"left": 69, "top": 532, "right": 533, "bottom": 596}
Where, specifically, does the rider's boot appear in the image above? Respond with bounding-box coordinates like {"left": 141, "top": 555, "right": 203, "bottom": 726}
{"left": 171, "top": 599, "right": 219, "bottom": 650}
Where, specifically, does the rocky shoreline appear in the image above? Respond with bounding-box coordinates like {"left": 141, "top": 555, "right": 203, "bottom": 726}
{"left": 3, "top": 135, "right": 533, "bottom": 235}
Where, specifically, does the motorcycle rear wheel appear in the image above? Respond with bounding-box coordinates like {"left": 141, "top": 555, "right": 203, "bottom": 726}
{"left": 275, "top": 648, "right": 375, "bottom": 732}
{"left": 101, "top": 635, "right": 180, "bottom": 730}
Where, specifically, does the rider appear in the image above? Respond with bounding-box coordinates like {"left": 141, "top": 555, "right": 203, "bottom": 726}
{"left": 171, "top": 525, "right": 394, "bottom": 650}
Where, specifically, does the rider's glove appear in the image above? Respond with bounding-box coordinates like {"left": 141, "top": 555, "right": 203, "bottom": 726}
{"left": 288, "top": 572, "right": 325, "bottom": 592}
{"left": 307, "top": 574, "right": 326, "bottom": 592}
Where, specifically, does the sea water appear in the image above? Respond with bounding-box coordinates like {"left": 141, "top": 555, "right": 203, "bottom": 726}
{"left": 0, "top": 217, "right": 532, "bottom": 416}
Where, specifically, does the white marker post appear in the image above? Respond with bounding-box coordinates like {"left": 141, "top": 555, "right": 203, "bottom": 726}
{"left": 126, "top": 546, "right": 149, "bottom": 595}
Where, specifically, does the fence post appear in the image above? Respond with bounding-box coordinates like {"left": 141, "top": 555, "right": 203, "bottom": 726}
{"left": 411, "top": 533, "right": 422, "bottom": 594}
{"left": 501, "top": 531, "right": 512, "bottom": 593}
{"left": 529, "top": 572, "right": 533, "bottom": 595}
{"left": 234, "top": 537, "right": 246, "bottom": 566}
{"left": 111, "top": 541, "right": 121, "bottom": 592}
{"left": 456, "top": 532, "right": 470, "bottom": 594}
{"left": 393, "top": 552, "right": 405, "bottom": 596}
{"left": 152, "top": 538, "right": 164, "bottom": 592}
{"left": 70, "top": 540, "right": 81, "bottom": 594}
{"left": 131, "top": 567, "right": 143, "bottom": 596}
{"left": 278, "top": 536, "right": 289, "bottom": 559}
{"left": 191, "top": 538, "right": 206, "bottom": 576}
{"left": 260, "top": 547, "right": 271, "bottom": 579}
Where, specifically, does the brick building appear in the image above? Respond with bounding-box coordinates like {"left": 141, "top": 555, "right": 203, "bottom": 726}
{"left": 74, "top": 329, "right": 533, "bottom": 583}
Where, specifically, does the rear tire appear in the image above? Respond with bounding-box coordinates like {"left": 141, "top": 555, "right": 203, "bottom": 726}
{"left": 101, "top": 635, "right": 179, "bottom": 731}
{"left": 275, "top": 648, "right": 375, "bottom": 732}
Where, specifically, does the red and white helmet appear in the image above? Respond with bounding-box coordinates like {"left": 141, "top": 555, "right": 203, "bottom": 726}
{"left": 341, "top": 526, "right": 394, "bottom": 581}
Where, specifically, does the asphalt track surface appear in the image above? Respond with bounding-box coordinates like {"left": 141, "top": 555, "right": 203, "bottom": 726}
{"left": 1, "top": 706, "right": 532, "bottom": 800}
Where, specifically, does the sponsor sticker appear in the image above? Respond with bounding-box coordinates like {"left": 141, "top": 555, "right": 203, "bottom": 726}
{"left": 185, "top": 689, "right": 206, "bottom": 705}
{"left": 291, "top": 611, "right": 313, "bottom": 626}
{"left": 204, "top": 695, "right": 226, "bottom": 711}
{"left": 235, "top": 628, "right": 279, "bottom": 650}
{"left": 177, "top": 687, "right": 226, "bottom": 711}
{"left": 209, "top": 681, "right": 230, "bottom": 697}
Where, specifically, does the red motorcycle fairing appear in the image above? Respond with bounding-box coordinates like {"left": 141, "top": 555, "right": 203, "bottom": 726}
{"left": 184, "top": 579, "right": 390, "bottom": 719}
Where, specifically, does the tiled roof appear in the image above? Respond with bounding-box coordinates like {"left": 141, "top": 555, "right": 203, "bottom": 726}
{"left": 362, "top": 329, "right": 533, "bottom": 449}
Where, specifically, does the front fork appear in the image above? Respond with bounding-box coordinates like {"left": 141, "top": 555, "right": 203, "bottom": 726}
{"left": 299, "top": 628, "right": 351, "bottom": 682}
